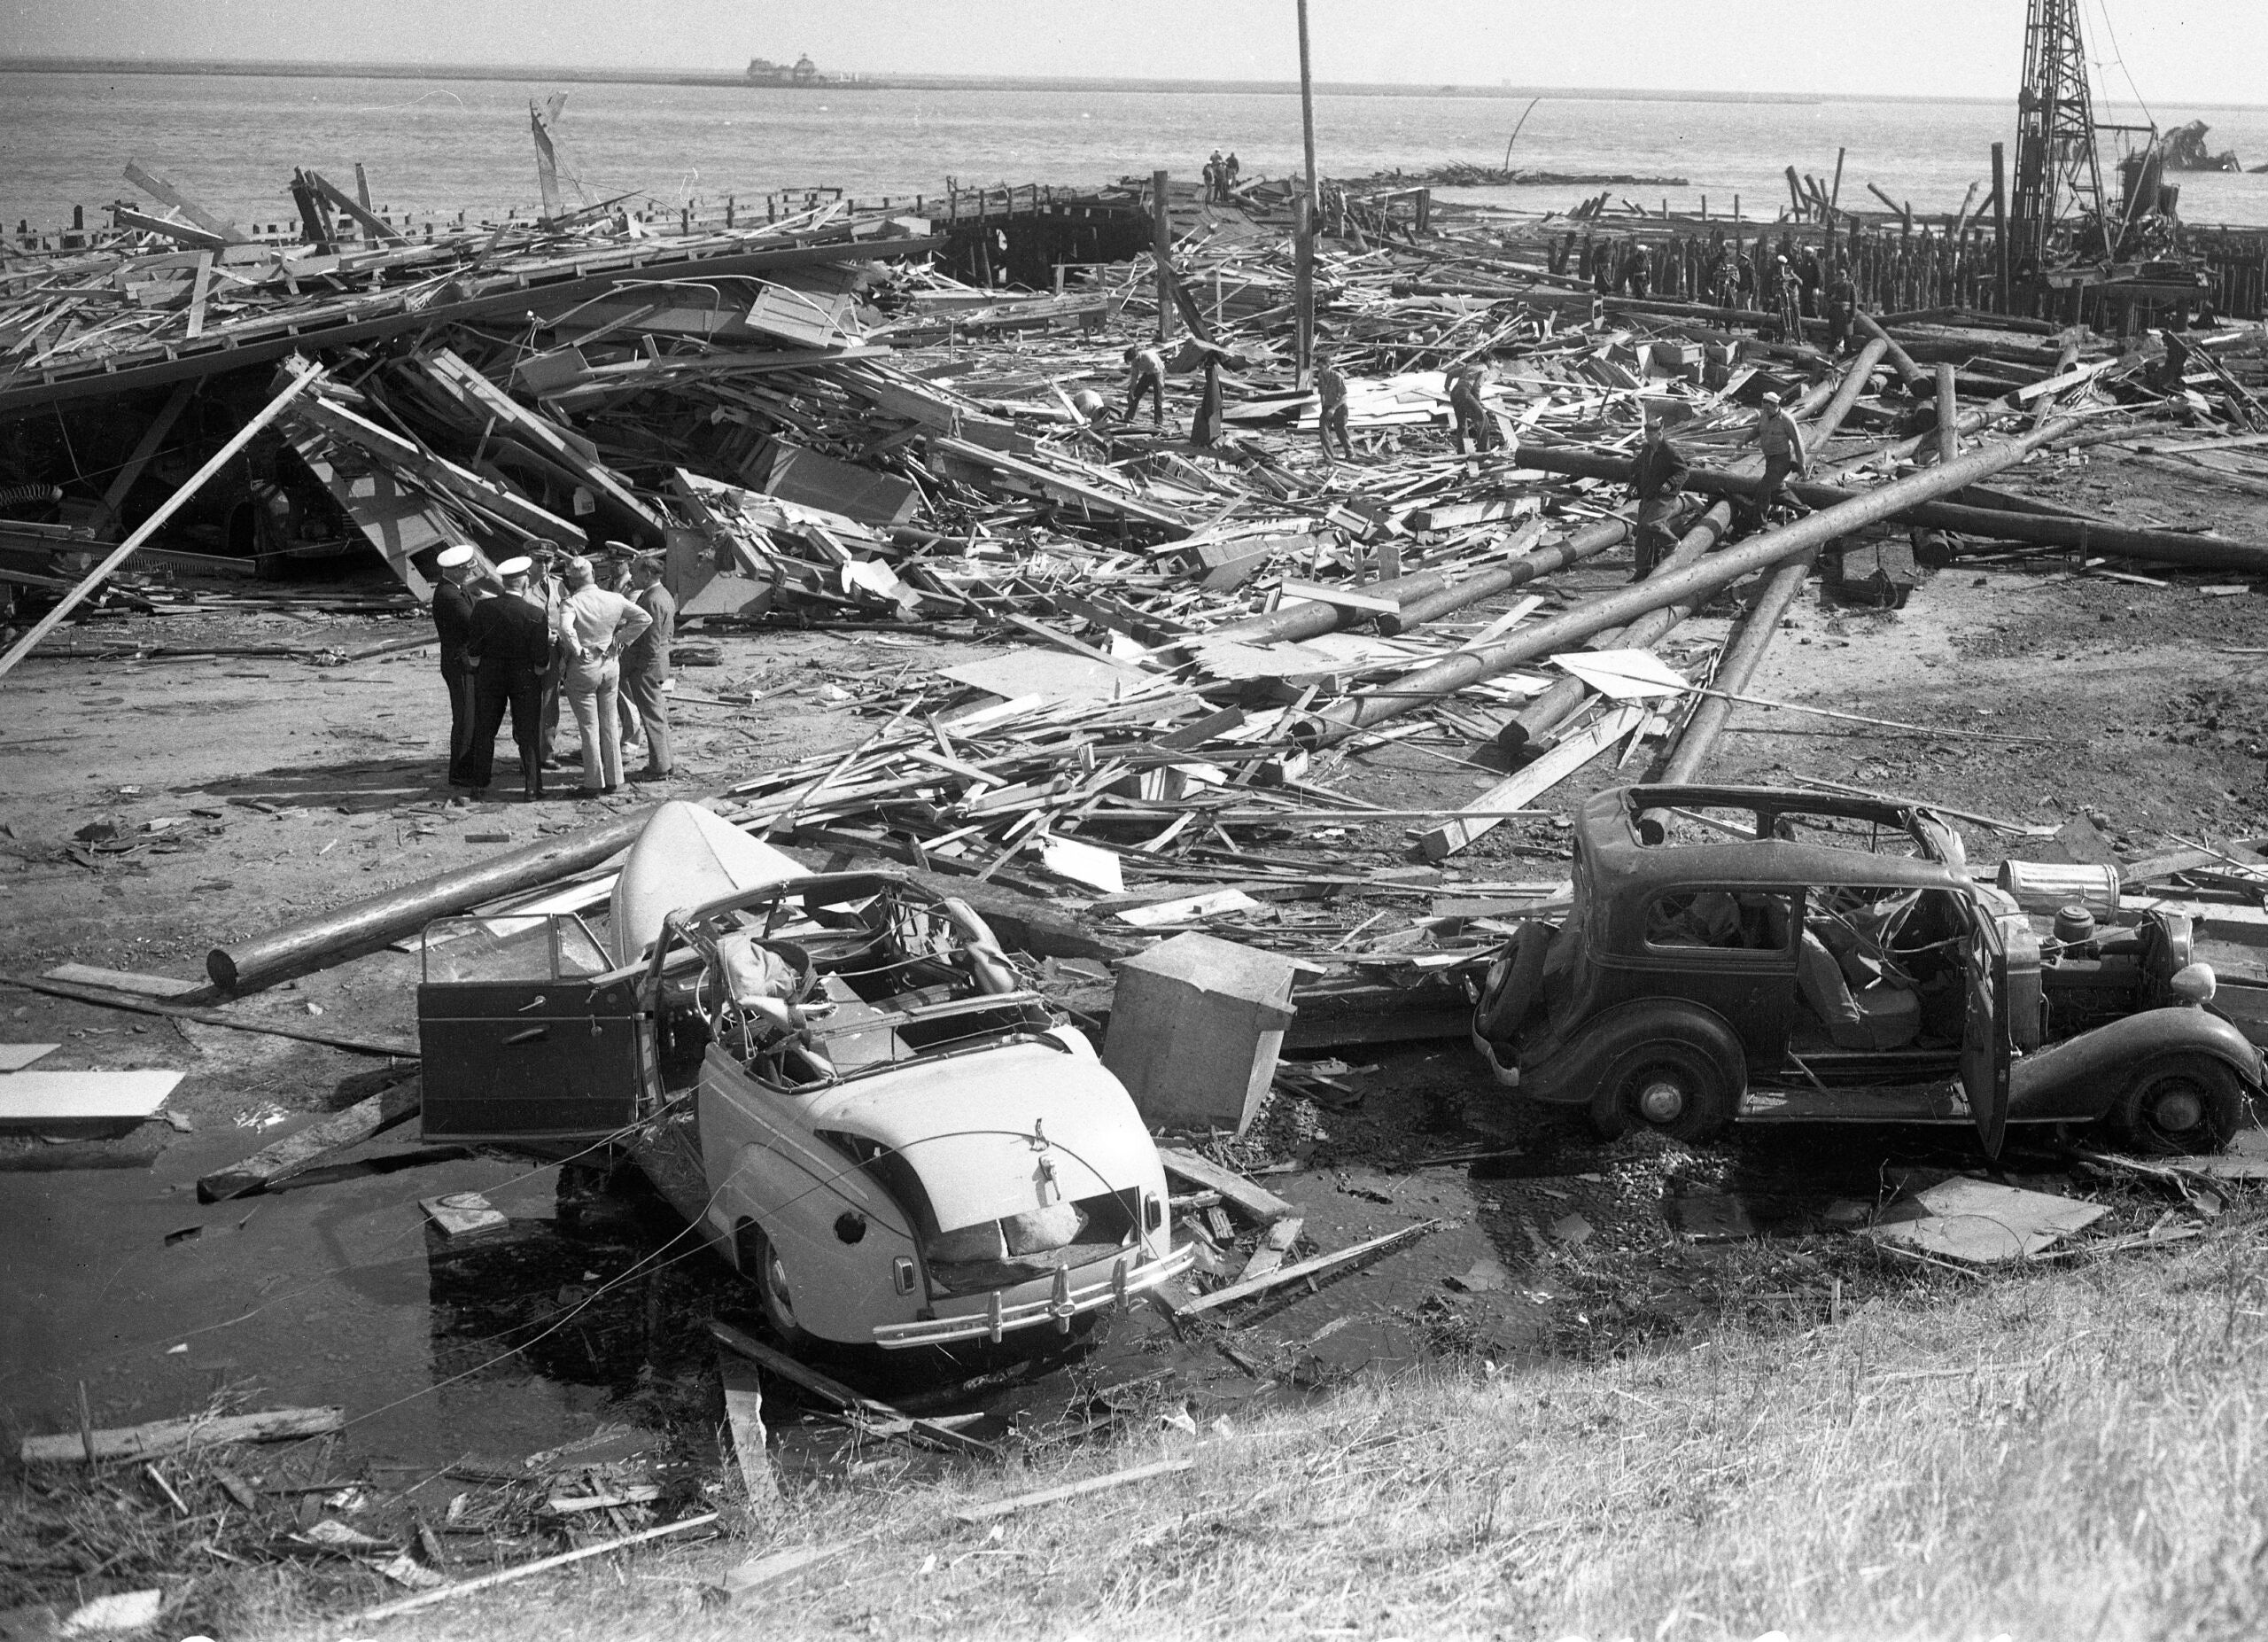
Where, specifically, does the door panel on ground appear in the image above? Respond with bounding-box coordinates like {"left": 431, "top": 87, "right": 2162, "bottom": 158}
{"left": 417, "top": 914, "right": 641, "bottom": 1147}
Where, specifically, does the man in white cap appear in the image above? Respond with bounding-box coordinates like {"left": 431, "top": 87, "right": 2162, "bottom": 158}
{"left": 555, "top": 555, "right": 651, "bottom": 798}
{"left": 431, "top": 545, "right": 483, "bottom": 788}
{"left": 463, "top": 556, "right": 555, "bottom": 800}
{"left": 1739, "top": 391, "right": 1810, "bottom": 526}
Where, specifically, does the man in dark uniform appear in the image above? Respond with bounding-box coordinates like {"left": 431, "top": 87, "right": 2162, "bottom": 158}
{"left": 1630, "top": 418, "right": 1691, "bottom": 580}
{"left": 1621, "top": 242, "right": 1651, "bottom": 299}
{"left": 463, "top": 556, "right": 555, "bottom": 801}
{"left": 1795, "top": 246, "right": 1825, "bottom": 318}
{"left": 1824, "top": 262, "right": 1859, "bottom": 355}
{"left": 1316, "top": 351, "right": 1355, "bottom": 463}
{"left": 618, "top": 554, "right": 677, "bottom": 782}
{"left": 431, "top": 545, "right": 483, "bottom": 789}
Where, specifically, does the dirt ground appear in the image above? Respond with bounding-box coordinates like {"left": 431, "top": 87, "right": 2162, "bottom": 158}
{"left": 3, "top": 442, "right": 2266, "bottom": 1631}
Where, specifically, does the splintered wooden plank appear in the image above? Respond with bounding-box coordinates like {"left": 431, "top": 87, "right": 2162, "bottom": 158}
{"left": 423, "top": 348, "right": 667, "bottom": 533}
{"left": 288, "top": 394, "right": 584, "bottom": 549}
{"left": 1233, "top": 1216, "right": 1303, "bottom": 1283}
{"left": 707, "top": 1320, "right": 995, "bottom": 1458}
{"left": 717, "top": 1350, "right": 779, "bottom": 1507}
{"left": 1176, "top": 1219, "right": 1448, "bottom": 1317}
{"left": 40, "top": 963, "right": 203, "bottom": 998}
{"left": 21, "top": 1405, "right": 344, "bottom": 1465}
{"left": 951, "top": 1459, "right": 1194, "bottom": 1525}
{"left": 1157, "top": 1148, "right": 1295, "bottom": 1225}
{"left": 1418, "top": 703, "right": 1650, "bottom": 861}
{"left": 196, "top": 1077, "right": 422, "bottom": 1202}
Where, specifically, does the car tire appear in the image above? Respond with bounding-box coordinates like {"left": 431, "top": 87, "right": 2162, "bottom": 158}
{"left": 1598, "top": 1039, "right": 1739, "bottom": 1143}
{"left": 1474, "top": 922, "right": 1550, "bottom": 1043}
{"left": 736, "top": 1220, "right": 813, "bottom": 1348}
{"left": 2108, "top": 1053, "right": 2243, "bottom": 1156}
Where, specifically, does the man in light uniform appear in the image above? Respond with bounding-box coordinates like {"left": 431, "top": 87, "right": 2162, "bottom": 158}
{"left": 554, "top": 555, "right": 651, "bottom": 798}
{"left": 1122, "top": 343, "right": 1168, "bottom": 431}
{"left": 1740, "top": 391, "right": 1810, "bottom": 526}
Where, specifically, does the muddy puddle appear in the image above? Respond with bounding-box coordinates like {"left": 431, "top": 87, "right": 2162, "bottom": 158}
{"left": 1, "top": 1043, "right": 2136, "bottom": 1486}
{"left": 1, "top": 1136, "right": 747, "bottom": 1470}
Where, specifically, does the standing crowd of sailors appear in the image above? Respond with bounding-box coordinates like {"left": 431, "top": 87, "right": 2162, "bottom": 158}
{"left": 430, "top": 541, "right": 677, "bottom": 802}
{"left": 1200, "top": 150, "right": 1243, "bottom": 204}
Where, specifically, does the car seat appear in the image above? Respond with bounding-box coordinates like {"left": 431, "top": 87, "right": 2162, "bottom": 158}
{"left": 1797, "top": 930, "right": 1921, "bottom": 1049}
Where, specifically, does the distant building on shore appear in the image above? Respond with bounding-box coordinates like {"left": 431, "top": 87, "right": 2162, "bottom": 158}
{"left": 746, "top": 54, "right": 820, "bottom": 86}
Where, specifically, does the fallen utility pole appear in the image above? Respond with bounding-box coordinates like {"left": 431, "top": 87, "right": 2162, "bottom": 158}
{"left": 206, "top": 806, "right": 660, "bottom": 993}
{"left": 0, "top": 360, "right": 325, "bottom": 684}
{"left": 1508, "top": 444, "right": 2268, "bottom": 574}
{"left": 1303, "top": 417, "right": 2082, "bottom": 748}
{"left": 1502, "top": 500, "right": 1733, "bottom": 753}
{"left": 1652, "top": 548, "right": 1817, "bottom": 782}
{"left": 1376, "top": 516, "right": 1629, "bottom": 635}
{"left": 1383, "top": 371, "right": 1852, "bottom": 646}
{"left": 1855, "top": 310, "right": 1930, "bottom": 394}
{"left": 1208, "top": 568, "right": 1451, "bottom": 646}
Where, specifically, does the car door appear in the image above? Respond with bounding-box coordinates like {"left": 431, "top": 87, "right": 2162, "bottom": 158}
{"left": 1957, "top": 896, "right": 2013, "bottom": 1157}
{"left": 417, "top": 914, "right": 643, "bottom": 1150}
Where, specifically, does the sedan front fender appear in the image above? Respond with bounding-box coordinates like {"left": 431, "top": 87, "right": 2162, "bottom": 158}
{"left": 2009, "top": 1007, "right": 2264, "bottom": 1123}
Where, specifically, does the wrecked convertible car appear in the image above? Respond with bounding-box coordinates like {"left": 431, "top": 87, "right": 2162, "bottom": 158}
{"left": 415, "top": 854, "right": 1191, "bottom": 1350}
{"left": 1471, "top": 784, "right": 2264, "bottom": 1156}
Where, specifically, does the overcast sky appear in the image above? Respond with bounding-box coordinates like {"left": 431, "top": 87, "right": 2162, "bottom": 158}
{"left": 6, "top": 0, "right": 2265, "bottom": 105}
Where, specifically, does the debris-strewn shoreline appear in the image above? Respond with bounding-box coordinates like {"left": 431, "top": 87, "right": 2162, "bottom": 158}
{"left": 6, "top": 135, "right": 2268, "bottom": 1641}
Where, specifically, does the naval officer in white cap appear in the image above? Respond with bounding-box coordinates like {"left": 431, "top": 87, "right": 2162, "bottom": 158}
{"left": 431, "top": 545, "right": 483, "bottom": 789}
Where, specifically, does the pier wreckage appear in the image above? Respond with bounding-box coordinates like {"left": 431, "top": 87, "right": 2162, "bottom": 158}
{"left": 8, "top": 71, "right": 2268, "bottom": 1320}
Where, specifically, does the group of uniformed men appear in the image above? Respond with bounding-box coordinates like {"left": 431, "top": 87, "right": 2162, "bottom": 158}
{"left": 430, "top": 541, "right": 677, "bottom": 802}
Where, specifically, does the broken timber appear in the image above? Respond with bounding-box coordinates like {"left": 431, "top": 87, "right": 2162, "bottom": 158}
{"left": 21, "top": 1405, "right": 345, "bottom": 1466}
{"left": 1176, "top": 1218, "right": 1449, "bottom": 1316}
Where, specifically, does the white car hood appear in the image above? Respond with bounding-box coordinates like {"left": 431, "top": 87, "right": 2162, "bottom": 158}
{"left": 809, "top": 1036, "right": 1160, "bottom": 1233}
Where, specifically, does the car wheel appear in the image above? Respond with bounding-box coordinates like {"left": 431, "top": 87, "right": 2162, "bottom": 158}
{"left": 2109, "top": 1054, "right": 2243, "bottom": 1156}
{"left": 1603, "top": 1041, "right": 1737, "bottom": 1143}
{"left": 736, "top": 1221, "right": 812, "bottom": 1348}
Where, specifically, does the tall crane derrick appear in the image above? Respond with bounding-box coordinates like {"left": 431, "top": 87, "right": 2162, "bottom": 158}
{"left": 2008, "top": 0, "right": 2116, "bottom": 274}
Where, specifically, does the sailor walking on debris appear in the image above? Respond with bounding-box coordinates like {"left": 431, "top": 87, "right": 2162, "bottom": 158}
{"left": 1620, "top": 242, "right": 1651, "bottom": 299}
{"left": 462, "top": 556, "right": 554, "bottom": 802}
{"left": 1741, "top": 391, "right": 1812, "bottom": 525}
{"left": 617, "top": 553, "right": 677, "bottom": 783}
{"left": 431, "top": 545, "right": 484, "bottom": 789}
{"left": 1122, "top": 343, "right": 1168, "bottom": 431}
{"left": 1630, "top": 417, "right": 1691, "bottom": 580}
{"left": 1316, "top": 351, "right": 1355, "bottom": 463}
{"left": 555, "top": 554, "right": 652, "bottom": 798}
{"left": 1825, "top": 262, "right": 1859, "bottom": 355}
{"left": 1448, "top": 360, "right": 1498, "bottom": 455}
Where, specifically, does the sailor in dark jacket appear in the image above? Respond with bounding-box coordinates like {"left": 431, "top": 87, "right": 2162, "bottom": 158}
{"left": 1630, "top": 418, "right": 1692, "bottom": 580}
{"left": 431, "top": 544, "right": 482, "bottom": 788}
{"left": 463, "top": 556, "right": 555, "bottom": 800}
{"left": 617, "top": 554, "right": 678, "bottom": 782}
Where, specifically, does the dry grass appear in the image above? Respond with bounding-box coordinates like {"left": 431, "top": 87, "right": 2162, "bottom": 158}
{"left": 221, "top": 1209, "right": 2268, "bottom": 1642}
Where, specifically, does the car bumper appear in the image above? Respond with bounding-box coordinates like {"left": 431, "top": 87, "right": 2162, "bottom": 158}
{"left": 871, "top": 1241, "right": 1196, "bottom": 1350}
